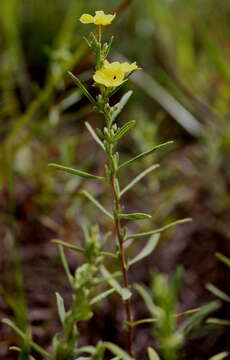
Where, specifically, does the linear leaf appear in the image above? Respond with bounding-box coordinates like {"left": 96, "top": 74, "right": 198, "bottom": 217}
{"left": 58, "top": 246, "right": 74, "bottom": 287}
{"left": 111, "top": 121, "right": 136, "bottom": 142}
{"left": 148, "top": 347, "right": 160, "bottom": 360}
{"left": 49, "top": 163, "right": 105, "bottom": 182}
{"left": 119, "top": 141, "right": 174, "bottom": 169}
{"left": 90, "top": 289, "right": 115, "bottom": 305}
{"left": 215, "top": 253, "right": 230, "bottom": 268}
{"left": 120, "top": 164, "right": 159, "bottom": 196}
{"left": 68, "top": 71, "right": 97, "bottom": 106}
{"left": 85, "top": 121, "right": 105, "bottom": 150}
{"left": 126, "top": 218, "right": 192, "bottom": 240}
{"left": 80, "top": 190, "right": 113, "bottom": 219}
{"left": 206, "top": 283, "right": 230, "bottom": 303}
{"left": 100, "top": 265, "right": 131, "bottom": 301}
{"left": 56, "top": 292, "right": 66, "bottom": 325}
{"left": 207, "top": 318, "right": 230, "bottom": 326}
{"left": 52, "top": 239, "right": 85, "bottom": 254}
{"left": 208, "top": 352, "right": 229, "bottom": 360}
{"left": 111, "top": 90, "right": 133, "bottom": 122}
{"left": 119, "top": 212, "right": 151, "bottom": 221}
{"left": 104, "top": 342, "right": 134, "bottom": 360}
{"left": 134, "top": 284, "right": 156, "bottom": 316}
{"left": 128, "top": 234, "right": 160, "bottom": 267}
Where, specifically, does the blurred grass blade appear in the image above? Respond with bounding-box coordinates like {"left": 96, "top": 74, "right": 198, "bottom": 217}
{"left": 128, "top": 234, "right": 160, "bottom": 267}
{"left": 111, "top": 90, "right": 133, "bottom": 122}
{"left": 206, "top": 283, "right": 230, "bottom": 303}
{"left": 184, "top": 301, "right": 221, "bottom": 335}
{"left": 134, "top": 284, "right": 156, "bottom": 316}
{"left": 49, "top": 163, "right": 105, "bottom": 182}
{"left": 55, "top": 292, "right": 66, "bottom": 325}
{"left": 112, "top": 120, "right": 136, "bottom": 142}
{"left": 119, "top": 142, "right": 173, "bottom": 170}
{"left": 85, "top": 121, "right": 105, "bottom": 150}
{"left": 126, "top": 218, "right": 192, "bottom": 240}
{"left": 90, "top": 289, "right": 115, "bottom": 305}
{"left": 215, "top": 253, "right": 230, "bottom": 268}
{"left": 131, "top": 69, "right": 202, "bottom": 136}
{"left": 119, "top": 212, "right": 151, "bottom": 221}
{"left": 120, "top": 164, "right": 159, "bottom": 196}
{"left": 68, "top": 71, "right": 97, "bottom": 106}
{"left": 104, "top": 342, "right": 134, "bottom": 360}
{"left": 207, "top": 318, "right": 230, "bottom": 326}
{"left": 208, "top": 352, "right": 229, "bottom": 360}
{"left": 80, "top": 190, "right": 113, "bottom": 219}
{"left": 148, "top": 347, "right": 160, "bottom": 360}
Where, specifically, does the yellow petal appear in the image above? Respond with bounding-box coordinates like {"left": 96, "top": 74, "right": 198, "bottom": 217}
{"left": 94, "top": 10, "right": 116, "bottom": 26}
{"left": 93, "top": 67, "right": 125, "bottom": 88}
{"left": 80, "top": 14, "right": 94, "bottom": 24}
{"left": 121, "top": 62, "right": 138, "bottom": 73}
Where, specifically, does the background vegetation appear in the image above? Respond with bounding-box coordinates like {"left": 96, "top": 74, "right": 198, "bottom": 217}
{"left": 0, "top": 0, "right": 229, "bottom": 359}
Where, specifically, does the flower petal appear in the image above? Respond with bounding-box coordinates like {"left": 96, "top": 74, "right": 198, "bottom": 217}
{"left": 80, "top": 14, "right": 94, "bottom": 24}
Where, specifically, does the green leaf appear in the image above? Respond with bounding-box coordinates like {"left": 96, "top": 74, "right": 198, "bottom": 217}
{"left": 80, "top": 190, "right": 113, "bottom": 219}
{"left": 68, "top": 71, "right": 97, "bottom": 106}
{"left": 215, "top": 253, "right": 230, "bottom": 268}
{"left": 100, "top": 265, "right": 131, "bottom": 301}
{"left": 134, "top": 284, "right": 156, "bottom": 316}
{"left": 208, "top": 352, "right": 229, "bottom": 360}
{"left": 120, "top": 164, "right": 159, "bottom": 197}
{"left": 119, "top": 212, "right": 151, "bottom": 221}
{"left": 58, "top": 246, "right": 74, "bottom": 287}
{"left": 104, "top": 342, "right": 134, "bottom": 360}
{"left": 85, "top": 121, "right": 105, "bottom": 150}
{"left": 207, "top": 318, "right": 230, "bottom": 326}
{"left": 184, "top": 301, "right": 221, "bottom": 335}
{"left": 111, "top": 121, "right": 136, "bottom": 142}
{"left": 52, "top": 239, "right": 85, "bottom": 254}
{"left": 90, "top": 289, "right": 115, "bottom": 305}
{"left": 128, "top": 234, "right": 160, "bottom": 267}
{"left": 206, "top": 283, "right": 230, "bottom": 303}
{"left": 119, "top": 141, "right": 174, "bottom": 169}
{"left": 55, "top": 292, "right": 66, "bottom": 325}
{"left": 126, "top": 218, "right": 192, "bottom": 240}
{"left": 148, "top": 347, "right": 160, "bottom": 360}
{"left": 111, "top": 90, "right": 133, "bottom": 122}
{"left": 49, "top": 163, "right": 105, "bottom": 182}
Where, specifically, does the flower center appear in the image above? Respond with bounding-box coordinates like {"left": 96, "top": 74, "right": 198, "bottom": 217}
{"left": 113, "top": 75, "right": 117, "bottom": 79}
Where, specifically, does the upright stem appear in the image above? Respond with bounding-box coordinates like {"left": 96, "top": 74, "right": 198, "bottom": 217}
{"left": 105, "top": 127, "right": 134, "bottom": 357}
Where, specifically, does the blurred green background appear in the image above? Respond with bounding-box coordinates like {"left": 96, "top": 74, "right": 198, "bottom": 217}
{"left": 0, "top": 0, "right": 230, "bottom": 359}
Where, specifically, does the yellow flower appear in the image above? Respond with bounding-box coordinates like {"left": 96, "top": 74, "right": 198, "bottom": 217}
{"left": 80, "top": 10, "right": 116, "bottom": 26}
{"left": 93, "top": 60, "right": 138, "bottom": 88}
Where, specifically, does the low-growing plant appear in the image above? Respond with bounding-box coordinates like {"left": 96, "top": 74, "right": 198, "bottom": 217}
{"left": 3, "top": 9, "right": 220, "bottom": 360}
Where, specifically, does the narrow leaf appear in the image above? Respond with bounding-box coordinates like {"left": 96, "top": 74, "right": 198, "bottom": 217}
{"left": 52, "top": 239, "right": 85, "bottom": 254}
{"left": 85, "top": 122, "right": 105, "bottom": 150}
{"left": 134, "top": 284, "right": 156, "bottom": 316}
{"left": 68, "top": 71, "right": 97, "bottom": 106}
{"left": 49, "top": 163, "right": 105, "bottom": 182}
{"left": 119, "top": 141, "right": 174, "bottom": 169}
{"left": 148, "top": 347, "right": 160, "bottom": 360}
{"left": 100, "top": 265, "right": 131, "bottom": 301}
{"left": 126, "top": 218, "right": 192, "bottom": 240}
{"left": 80, "top": 190, "right": 113, "bottom": 219}
{"left": 104, "top": 342, "right": 134, "bottom": 360}
{"left": 119, "top": 212, "right": 152, "bottom": 221}
{"left": 55, "top": 292, "right": 66, "bottom": 325}
{"left": 215, "top": 253, "right": 230, "bottom": 268}
{"left": 207, "top": 318, "right": 230, "bottom": 326}
{"left": 128, "top": 234, "right": 160, "bottom": 267}
{"left": 120, "top": 164, "right": 159, "bottom": 197}
{"left": 208, "top": 352, "right": 229, "bottom": 360}
{"left": 90, "top": 289, "right": 115, "bottom": 305}
{"left": 58, "top": 246, "right": 74, "bottom": 287}
{"left": 206, "top": 283, "right": 230, "bottom": 303}
{"left": 111, "top": 121, "right": 136, "bottom": 142}
{"left": 111, "top": 90, "right": 133, "bottom": 122}
{"left": 184, "top": 301, "right": 221, "bottom": 335}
